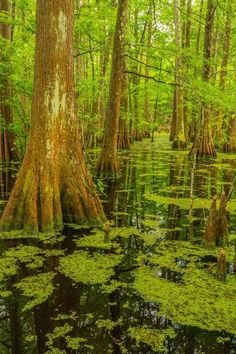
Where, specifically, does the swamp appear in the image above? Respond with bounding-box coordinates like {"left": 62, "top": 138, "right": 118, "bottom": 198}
{"left": 0, "top": 136, "right": 236, "bottom": 353}
{"left": 0, "top": 0, "right": 236, "bottom": 353}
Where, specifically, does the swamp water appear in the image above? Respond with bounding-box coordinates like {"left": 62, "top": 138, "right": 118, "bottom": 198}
{"left": 0, "top": 135, "right": 235, "bottom": 353}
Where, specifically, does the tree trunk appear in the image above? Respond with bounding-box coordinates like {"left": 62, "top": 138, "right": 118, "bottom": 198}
{"left": 97, "top": 0, "right": 129, "bottom": 178}
{"left": 217, "top": 0, "right": 232, "bottom": 147}
{"left": 0, "top": 0, "right": 17, "bottom": 162}
{"left": 117, "top": 60, "right": 130, "bottom": 149}
{"left": 188, "top": 0, "right": 203, "bottom": 142}
{"left": 171, "top": 0, "right": 187, "bottom": 150}
{"left": 189, "top": 0, "right": 216, "bottom": 158}
{"left": 222, "top": 114, "right": 236, "bottom": 153}
{"left": 183, "top": 0, "right": 192, "bottom": 137}
{"left": 1, "top": 0, "right": 105, "bottom": 232}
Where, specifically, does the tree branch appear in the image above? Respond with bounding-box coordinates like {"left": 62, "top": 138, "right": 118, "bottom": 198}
{"left": 123, "top": 54, "right": 173, "bottom": 74}
{"left": 125, "top": 70, "right": 178, "bottom": 86}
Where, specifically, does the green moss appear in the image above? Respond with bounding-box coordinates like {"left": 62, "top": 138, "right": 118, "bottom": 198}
{"left": 76, "top": 230, "right": 119, "bottom": 250}
{"left": 0, "top": 230, "right": 36, "bottom": 240}
{"left": 129, "top": 327, "right": 176, "bottom": 353}
{"left": 15, "top": 272, "right": 55, "bottom": 311}
{"left": 141, "top": 219, "right": 161, "bottom": 228}
{"left": 45, "top": 323, "right": 87, "bottom": 354}
{"left": 111, "top": 226, "right": 141, "bottom": 239}
{"left": 0, "top": 257, "right": 18, "bottom": 281}
{"left": 96, "top": 319, "right": 119, "bottom": 330}
{"left": 5, "top": 245, "right": 45, "bottom": 269}
{"left": 66, "top": 336, "right": 87, "bottom": 350}
{"left": 134, "top": 242, "right": 236, "bottom": 334}
{"left": 144, "top": 194, "right": 212, "bottom": 209}
{"left": 59, "top": 251, "right": 123, "bottom": 284}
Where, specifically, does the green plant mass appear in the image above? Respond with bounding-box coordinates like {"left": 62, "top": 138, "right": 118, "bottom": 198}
{"left": 0, "top": 0, "right": 236, "bottom": 353}
{"left": 134, "top": 241, "right": 236, "bottom": 334}
{"left": 59, "top": 251, "right": 123, "bottom": 285}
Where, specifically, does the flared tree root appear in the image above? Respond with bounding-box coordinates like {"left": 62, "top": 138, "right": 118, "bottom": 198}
{"left": 189, "top": 133, "right": 217, "bottom": 158}
{"left": 97, "top": 157, "right": 119, "bottom": 179}
{"left": 1, "top": 159, "right": 105, "bottom": 233}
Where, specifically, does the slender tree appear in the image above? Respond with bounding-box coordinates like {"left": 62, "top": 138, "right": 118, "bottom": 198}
{"left": 1, "top": 0, "right": 105, "bottom": 232}
{"left": 97, "top": 0, "right": 129, "bottom": 177}
{"left": 222, "top": 114, "right": 236, "bottom": 154}
{"left": 215, "top": 0, "right": 231, "bottom": 145}
{"left": 171, "top": 0, "right": 187, "bottom": 149}
{"left": 188, "top": 0, "right": 203, "bottom": 141}
{"left": 189, "top": 0, "right": 217, "bottom": 157}
{"left": 118, "top": 60, "right": 130, "bottom": 149}
{"left": 0, "top": 0, "right": 17, "bottom": 162}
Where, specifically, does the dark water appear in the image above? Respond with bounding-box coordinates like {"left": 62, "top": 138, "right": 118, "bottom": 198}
{"left": 0, "top": 135, "right": 236, "bottom": 354}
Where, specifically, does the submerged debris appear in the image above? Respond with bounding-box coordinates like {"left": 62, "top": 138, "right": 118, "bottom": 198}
{"left": 103, "top": 221, "right": 111, "bottom": 243}
{"left": 204, "top": 192, "right": 229, "bottom": 248}
{"left": 216, "top": 249, "right": 227, "bottom": 282}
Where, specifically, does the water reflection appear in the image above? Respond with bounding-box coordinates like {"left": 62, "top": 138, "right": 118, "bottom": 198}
{"left": 0, "top": 136, "right": 236, "bottom": 353}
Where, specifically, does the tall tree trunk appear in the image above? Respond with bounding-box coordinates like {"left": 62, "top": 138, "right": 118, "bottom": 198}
{"left": 171, "top": 0, "right": 187, "bottom": 150}
{"left": 222, "top": 115, "right": 236, "bottom": 154}
{"left": 217, "top": 0, "right": 232, "bottom": 147}
{"left": 188, "top": 0, "right": 203, "bottom": 141}
{"left": 0, "top": 0, "right": 17, "bottom": 162}
{"left": 183, "top": 0, "right": 192, "bottom": 137}
{"left": 118, "top": 60, "right": 130, "bottom": 149}
{"left": 131, "top": 7, "right": 141, "bottom": 141}
{"left": 1, "top": 0, "right": 105, "bottom": 232}
{"left": 189, "top": 0, "right": 217, "bottom": 158}
{"left": 97, "top": 0, "right": 129, "bottom": 178}
{"left": 143, "top": 6, "right": 152, "bottom": 139}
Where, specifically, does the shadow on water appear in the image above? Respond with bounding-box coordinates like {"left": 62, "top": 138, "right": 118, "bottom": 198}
{"left": 0, "top": 135, "right": 236, "bottom": 353}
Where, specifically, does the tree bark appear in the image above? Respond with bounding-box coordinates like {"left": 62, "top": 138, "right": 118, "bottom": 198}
{"left": 117, "top": 60, "right": 130, "bottom": 149}
{"left": 189, "top": 0, "right": 217, "bottom": 158}
{"left": 188, "top": 0, "right": 203, "bottom": 142}
{"left": 97, "top": 0, "right": 129, "bottom": 178}
{"left": 171, "top": 0, "right": 187, "bottom": 150}
{"left": 1, "top": 0, "right": 105, "bottom": 232}
{"left": 217, "top": 0, "right": 232, "bottom": 147}
{"left": 0, "top": 0, "right": 17, "bottom": 162}
{"left": 222, "top": 114, "right": 236, "bottom": 153}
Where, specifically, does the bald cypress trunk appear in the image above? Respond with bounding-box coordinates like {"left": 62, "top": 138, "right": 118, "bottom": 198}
{"left": 97, "top": 0, "right": 129, "bottom": 178}
{"left": 117, "top": 61, "right": 130, "bottom": 149}
{"left": 222, "top": 115, "right": 236, "bottom": 154}
{"left": 189, "top": 0, "right": 216, "bottom": 158}
{"left": 0, "top": 0, "right": 17, "bottom": 162}
{"left": 216, "top": 1, "right": 231, "bottom": 145}
{"left": 1, "top": 0, "right": 105, "bottom": 232}
{"left": 171, "top": 0, "right": 187, "bottom": 150}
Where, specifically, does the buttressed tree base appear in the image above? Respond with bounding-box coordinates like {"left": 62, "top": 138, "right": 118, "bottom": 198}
{"left": 1, "top": 0, "right": 105, "bottom": 232}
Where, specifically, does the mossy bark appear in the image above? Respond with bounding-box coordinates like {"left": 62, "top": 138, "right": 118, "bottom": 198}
{"left": 189, "top": 108, "right": 216, "bottom": 158}
{"left": 222, "top": 115, "right": 236, "bottom": 153}
{"left": 1, "top": 0, "right": 105, "bottom": 232}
